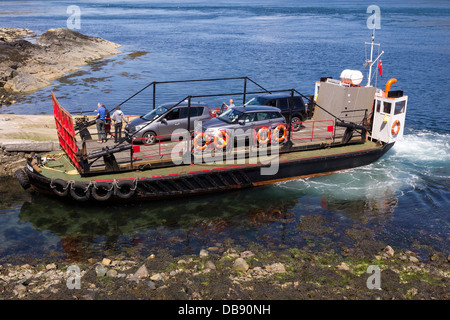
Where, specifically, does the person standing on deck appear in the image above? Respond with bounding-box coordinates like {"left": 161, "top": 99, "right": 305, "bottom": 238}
{"left": 111, "top": 106, "right": 129, "bottom": 143}
{"left": 94, "top": 102, "right": 106, "bottom": 143}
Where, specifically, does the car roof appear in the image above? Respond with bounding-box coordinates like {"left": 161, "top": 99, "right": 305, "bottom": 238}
{"left": 255, "top": 93, "right": 302, "bottom": 100}
{"left": 160, "top": 101, "right": 207, "bottom": 108}
{"left": 234, "top": 105, "right": 282, "bottom": 112}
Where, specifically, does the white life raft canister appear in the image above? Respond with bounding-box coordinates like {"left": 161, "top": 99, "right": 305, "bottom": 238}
{"left": 340, "top": 69, "right": 364, "bottom": 86}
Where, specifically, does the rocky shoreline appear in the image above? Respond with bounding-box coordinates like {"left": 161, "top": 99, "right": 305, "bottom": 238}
{"left": 0, "top": 28, "right": 121, "bottom": 106}
{"left": 0, "top": 241, "right": 448, "bottom": 300}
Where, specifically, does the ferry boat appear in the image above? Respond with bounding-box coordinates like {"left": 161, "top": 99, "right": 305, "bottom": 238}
{"left": 15, "top": 35, "right": 408, "bottom": 202}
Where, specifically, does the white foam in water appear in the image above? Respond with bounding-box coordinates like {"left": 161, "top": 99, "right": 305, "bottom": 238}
{"left": 278, "top": 131, "right": 450, "bottom": 201}
{"left": 391, "top": 130, "right": 450, "bottom": 163}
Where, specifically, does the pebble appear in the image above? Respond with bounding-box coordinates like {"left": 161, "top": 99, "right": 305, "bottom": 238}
{"left": 45, "top": 263, "right": 57, "bottom": 270}
{"left": 150, "top": 273, "right": 164, "bottom": 281}
{"left": 240, "top": 251, "right": 255, "bottom": 259}
{"left": 384, "top": 245, "right": 395, "bottom": 257}
{"left": 199, "top": 249, "right": 209, "bottom": 257}
{"left": 232, "top": 258, "right": 249, "bottom": 272}
{"left": 409, "top": 256, "right": 419, "bottom": 263}
{"left": 266, "top": 263, "right": 286, "bottom": 273}
{"left": 133, "top": 264, "right": 148, "bottom": 279}
{"left": 14, "top": 284, "right": 27, "bottom": 296}
{"left": 107, "top": 269, "right": 118, "bottom": 278}
{"left": 407, "top": 288, "right": 418, "bottom": 297}
{"left": 95, "top": 264, "right": 108, "bottom": 277}
{"left": 205, "top": 261, "right": 216, "bottom": 270}
{"left": 336, "top": 262, "right": 350, "bottom": 271}
{"left": 102, "top": 258, "right": 111, "bottom": 266}
{"left": 147, "top": 281, "right": 156, "bottom": 290}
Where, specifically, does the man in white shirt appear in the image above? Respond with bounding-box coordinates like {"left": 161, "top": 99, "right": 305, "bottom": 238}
{"left": 111, "top": 106, "right": 129, "bottom": 143}
{"left": 224, "top": 98, "right": 235, "bottom": 109}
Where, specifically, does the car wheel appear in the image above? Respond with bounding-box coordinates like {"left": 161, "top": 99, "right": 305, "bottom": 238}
{"left": 142, "top": 131, "right": 157, "bottom": 144}
{"left": 291, "top": 115, "right": 304, "bottom": 132}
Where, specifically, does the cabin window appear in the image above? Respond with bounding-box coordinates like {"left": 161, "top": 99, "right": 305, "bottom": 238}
{"left": 394, "top": 101, "right": 406, "bottom": 115}
{"left": 383, "top": 102, "right": 392, "bottom": 114}
{"left": 376, "top": 100, "right": 382, "bottom": 113}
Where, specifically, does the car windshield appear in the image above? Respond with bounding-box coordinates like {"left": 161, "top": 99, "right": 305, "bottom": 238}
{"left": 141, "top": 106, "right": 168, "bottom": 121}
{"left": 246, "top": 97, "right": 267, "bottom": 106}
{"left": 218, "top": 108, "right": 244, "bottom": 124}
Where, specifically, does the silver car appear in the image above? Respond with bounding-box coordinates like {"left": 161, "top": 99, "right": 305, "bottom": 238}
{"left": 125, "top": 101, "right": 212, "bottom": 144}
{"left": 200, "top": 105, "right": 288, "bottom": 147}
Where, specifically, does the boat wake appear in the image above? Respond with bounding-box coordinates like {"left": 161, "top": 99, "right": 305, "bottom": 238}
{"left": 278, "top": 130, "right": 450, "bottom": 203}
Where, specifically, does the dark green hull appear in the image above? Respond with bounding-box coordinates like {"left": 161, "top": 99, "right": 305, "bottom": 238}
{"left": 16, "top": 140, "right": 394, "bottom": 203}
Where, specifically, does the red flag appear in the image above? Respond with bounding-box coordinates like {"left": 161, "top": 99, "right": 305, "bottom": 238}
{"left": 378, "top": 60, "right": 383, "bottom": 77}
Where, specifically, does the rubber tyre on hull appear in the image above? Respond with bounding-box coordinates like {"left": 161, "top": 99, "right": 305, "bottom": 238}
{"left": 52, "top": 179, "right": 69, "bottom": 197}
{"left": 92, "top": 181, "right": 114, "bottom": 201}
{"left": 115, "top": 180, "right": 136, "bottom": 199}
{"left": 14, "top": 168, "right": 30, "bottom": 190}
{"left": 69, "top": 181, "right": 91, "bottom": 202}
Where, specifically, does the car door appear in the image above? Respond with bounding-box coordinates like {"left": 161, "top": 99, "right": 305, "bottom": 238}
{"left": 251, "top": 112, "right": 273, "bottom": 142}
{"left": 234, "top": 111, "right": 256, "bottom": 142}
{"left": 188, "top": 106, "right": 205, "bottom": 132}
{"left": 158, "top": 107, "right": 188, "bottom": 137}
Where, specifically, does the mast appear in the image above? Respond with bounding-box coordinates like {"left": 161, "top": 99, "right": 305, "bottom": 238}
{"left": 365, "top": 29, "right": 384, "bottom": 87}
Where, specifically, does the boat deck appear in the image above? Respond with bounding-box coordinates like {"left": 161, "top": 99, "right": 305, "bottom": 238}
{"left": 77, "top": 120, "right": 354, "bottom": 173}
{"left": 41, "top": 137, "right": 379, "bottom": 182}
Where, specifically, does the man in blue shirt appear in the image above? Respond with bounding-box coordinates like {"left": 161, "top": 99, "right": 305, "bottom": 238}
{"left": 95, "top": 103, "right": 106, "bottom": 143}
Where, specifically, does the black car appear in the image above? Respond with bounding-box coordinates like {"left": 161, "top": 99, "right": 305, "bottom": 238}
{"left": 246, "top": 93, "right": 310, "bottom": 130}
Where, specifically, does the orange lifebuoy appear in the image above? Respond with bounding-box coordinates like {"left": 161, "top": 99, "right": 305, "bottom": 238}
{"left": 391, "top": 120, "right": 401, "bottom": 135}
{"left": 214, "top": 130, "right": 229, "bottom": 149}
{"left": 211, "top": 109, "right": 220, "bottom": 117}
{"left": 256, "top": 127, "right": 270, "bottom": 144}
{"left": 272, "top": 124, "right": 287, "bottom": 142}
{"left": 193, "top": 132, "right": 209, "bottom": 151}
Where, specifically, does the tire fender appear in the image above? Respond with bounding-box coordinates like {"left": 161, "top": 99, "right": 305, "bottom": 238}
{"left": 91, "top": 181, "right": 114, "bottom": 201}
{"left": 115, "top": 179, "right": 136, "bottom": 199}
{"left": 69, "top": 181, "right": 91, "bottom": 202}
{"left": 14, "top": 168, "right": 30, "bottom": 190}
{"left": 51, "top": 178, "right": 69, "bottom": 197}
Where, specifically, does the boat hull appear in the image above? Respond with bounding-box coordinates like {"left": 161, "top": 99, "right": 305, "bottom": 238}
{"left": 18, "top": 142, "right": 394, "bottom": 202}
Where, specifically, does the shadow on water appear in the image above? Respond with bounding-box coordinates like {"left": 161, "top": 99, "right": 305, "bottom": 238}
{"left": 11, "top": 181, "right": 404, "bottom": 262}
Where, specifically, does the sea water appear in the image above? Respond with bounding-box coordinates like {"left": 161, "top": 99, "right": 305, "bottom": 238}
{"left": 0, "top": 0, "right": 448, "bottom": 261}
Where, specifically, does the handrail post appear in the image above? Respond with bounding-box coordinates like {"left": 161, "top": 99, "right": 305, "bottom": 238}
{"left": 243, "top": 77, "right": 247, "bottom": 105}
{"left": 184, "top": 96, "right": 193, "bottom": 164}
{"left": 153, "top": 83, "right": 156, "bottom": 110}
{"left": 187, "top": 96, "right": 191, "bottom": 134}
{"left": 285, "top": 89, "right": 294, "bottom": 148}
